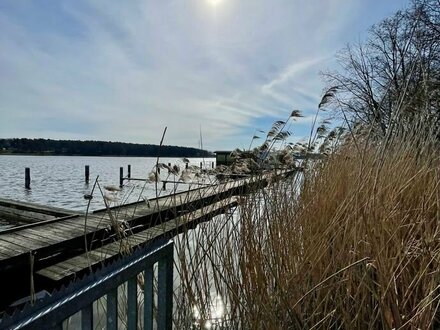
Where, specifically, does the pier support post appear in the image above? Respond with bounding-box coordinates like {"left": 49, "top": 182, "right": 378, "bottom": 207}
{"left": 25, "top": 167, "right": 31, "bottom": 189}
{"left": 85, "top": 165, "right": 90, "bottom": 183}
{"left": 119, "top": 167, "right": 123, "bottom": 187}
{"left": 127, "top": 165, "right": 131, "bottom": 179}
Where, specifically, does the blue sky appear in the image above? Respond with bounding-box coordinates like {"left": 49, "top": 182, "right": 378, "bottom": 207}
{"left": 0, "top": 0, "right": 410, "bottom": 151}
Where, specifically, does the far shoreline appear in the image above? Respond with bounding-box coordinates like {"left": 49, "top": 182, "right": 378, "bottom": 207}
{"left": 0, "top": 152, "right": 214, "bottom": 158}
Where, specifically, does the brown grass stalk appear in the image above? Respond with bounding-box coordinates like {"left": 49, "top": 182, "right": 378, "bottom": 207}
{"left": 174, "top": 123, "right": 440, "bottom": 329}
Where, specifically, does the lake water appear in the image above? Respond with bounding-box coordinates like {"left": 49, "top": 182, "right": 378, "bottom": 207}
{"left": 1, "top": 155, "right": 229, "bottom": 325}
{"left": 0, "top": 155, "right": 215, "bottom": 212}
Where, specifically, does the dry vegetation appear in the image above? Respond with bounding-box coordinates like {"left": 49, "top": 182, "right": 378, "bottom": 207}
{"left": 68, "top": 1, "right": 440, "bottom": 328}
{"left": 172, "top": 0, "right": 440, "bottom": 325}
{"left": 173, "top": 122, "right": 440, "bottom": 329}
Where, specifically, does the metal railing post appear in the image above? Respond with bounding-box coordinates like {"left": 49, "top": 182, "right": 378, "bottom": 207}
{"left": 157, "top": 253, "right": 174, "bottom": 330}
{"left": 144, "top": 265, "right": 154, "bottom": 330}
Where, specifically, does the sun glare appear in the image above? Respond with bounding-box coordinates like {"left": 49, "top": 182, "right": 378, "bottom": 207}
{"left": 207, "top": 0, "right": 222, "bottom": 6}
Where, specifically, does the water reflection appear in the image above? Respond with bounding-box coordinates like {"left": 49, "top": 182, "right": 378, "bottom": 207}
{"left": 23, "top": 187, "right": 32, "bottom": 197}
{"left": 193, "top": 295, "right": 226, "bottom": 329}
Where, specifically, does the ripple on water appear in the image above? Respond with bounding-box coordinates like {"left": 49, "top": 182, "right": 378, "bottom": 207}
{"left": 0, "top": 155, "right": 215, "bottom": 212}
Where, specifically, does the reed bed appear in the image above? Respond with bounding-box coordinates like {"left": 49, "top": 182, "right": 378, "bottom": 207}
{"left": 173, "top": 126, "right": 440, "bottom": 329}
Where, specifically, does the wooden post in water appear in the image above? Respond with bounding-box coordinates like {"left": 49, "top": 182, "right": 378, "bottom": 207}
{"left": 25, "top": 167, "right": 31, "bottom": 189}
{"left": 200, "top": 162, "right": 202, "bottom": 169}
{"left": 119, "top": 167, "right": 123, "bottom": 187}
{"left": 212, "top": 162, "right": 214, "bottom": 169}
{"left": 127, "top": 165, "right": 131, "bottom": 179}
{"left": 185, "top": 163, "right": 188, "bottom": 169}
{"left": 85, "top": 165, "right": 90, "bottom": 183}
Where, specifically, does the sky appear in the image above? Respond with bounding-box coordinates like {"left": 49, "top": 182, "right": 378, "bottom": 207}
{"left": 0, "top": 0, "right": 411, "bottom": 151}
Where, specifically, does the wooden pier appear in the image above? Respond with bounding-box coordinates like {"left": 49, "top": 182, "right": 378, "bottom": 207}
{"left": 0, "top": 171, "right": 291, "bottom": 312}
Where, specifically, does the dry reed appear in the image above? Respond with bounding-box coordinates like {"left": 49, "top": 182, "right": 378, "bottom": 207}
{"left": 173, "top": 124, "right": 440, "bottom": 329}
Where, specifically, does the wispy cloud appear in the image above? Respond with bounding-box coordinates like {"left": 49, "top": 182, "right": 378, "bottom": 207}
{"left": 0, "top": 0, "right": 410, "bottom": 150}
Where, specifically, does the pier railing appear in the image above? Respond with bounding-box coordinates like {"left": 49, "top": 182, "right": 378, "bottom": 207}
{"left": 0, "top": 239, "right": 174, "bottom": 330}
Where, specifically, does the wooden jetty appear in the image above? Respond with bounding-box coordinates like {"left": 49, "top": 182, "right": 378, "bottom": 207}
{"left": 0, "top": 198, "right": 78, "bottom": 227}
{"left": 0, "top": 171, "right": 292, "bottom": 312}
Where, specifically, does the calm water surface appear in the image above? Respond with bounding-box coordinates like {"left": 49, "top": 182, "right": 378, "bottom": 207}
{"left": 0, "top": 155, "right": 215, "bottom": 212}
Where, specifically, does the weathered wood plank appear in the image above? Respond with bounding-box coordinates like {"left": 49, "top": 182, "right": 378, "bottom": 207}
{"left": 0, "top": 237, "right": 32, "bottom": 254}
{"left": 5, "top": 232, "right": 54, "bottom": 247}
{"left": 0, "top": 197, "right": 77, "bottom": 217}
{"left": 24, "top": 227, "right": 75, "bottom": 241}
{"left": 0, "top": 234, "right": 48, "bottom": 251}
{"left": 12, "top": 228, "right": 60, "bottom": 244}
{"left": 0, "top": 244, "right": 15, "bottom": 258}
{"left": 29, "top": 223, "right": 84, "bottom": 240}
{"left": 8, "top": 171, "right": 285, "bottom": 284}
{"left": 37, "top": 263, "right": 75, "bottom": 280}
{"left": 37, "top": 196, "right": 240, "bottom": 281}
{"left": 0, "top": 205, "right": 56, "bottom": 222}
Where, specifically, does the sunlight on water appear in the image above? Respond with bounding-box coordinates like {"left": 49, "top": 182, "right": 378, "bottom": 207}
{"left": 193, "top": 295, "right": 226, "bottom": 329}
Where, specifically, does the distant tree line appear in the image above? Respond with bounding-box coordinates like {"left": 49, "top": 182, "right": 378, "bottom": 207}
{"left": 0, "top": 138, "right": 213, "bottom": 157}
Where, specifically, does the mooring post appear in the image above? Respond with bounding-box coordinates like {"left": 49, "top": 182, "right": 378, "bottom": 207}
{"left": 200, "top": 162, "right": 202, "bottom": 169}
{"left": 212, "top": 162, "right": 214, "bottom": 169}
{"left": 119, "top": 167, "right": 123, "bottom": 187}
{"left": 85, "top": 165, "right": 90, "bottom": 183}
{"left": 25, "top": 167, "right": 30, "bottom": 189}
{"left": 185, "top": 163, "right": 188, "bottom": 169}
{"left": 127, "top": 165, "right": 131, "bottom": 179}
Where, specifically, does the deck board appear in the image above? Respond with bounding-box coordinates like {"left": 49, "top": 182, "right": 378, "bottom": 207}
{"left": 0, "top": 237, "right": 33, "bottom": 254}
{"left": 2, "top": 171, "right": 288, "bottom": 281}
{"left": 37, "top": 197, "right": 238, "bottom": 281}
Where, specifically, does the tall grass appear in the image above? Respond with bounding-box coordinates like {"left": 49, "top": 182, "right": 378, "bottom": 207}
{"left": 174, "top": 123, "right": 440, "bottom": 329}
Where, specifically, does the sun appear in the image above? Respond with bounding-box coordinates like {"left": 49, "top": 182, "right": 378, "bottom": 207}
{"left": 207, "top": 0, "right": 223, "bottom": 6}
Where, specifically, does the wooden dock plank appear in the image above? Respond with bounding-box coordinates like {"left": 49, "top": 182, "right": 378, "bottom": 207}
{"left": 0, "top": 205, "right": 56, "bottom": 223}
{"left": 51, "top": 217, "right": 93, "bottom": 231}
{"left": 57, "top": 252, "right": 103, "bottom": 273}
{"left": 86, "top": 249, "right": 109, "bottom": 261}
{"left": 98, "top": 243, "right": 123, "bottom": 256}
{"left": 0, "top": 171, "right": 294, "bottom": 316}
{"left": 124, "top": 235, "right": 147, "bottom": 246}
{"left": 0, "top": 237, "right": 33, "bottom": 255}
{"left": 31, "top": 223, "right": 85, "bottom": 239}
{"left": 37, "top": 263, "right": 75, "bottom": 280}
{"left": 13, "top": 228, "right": 61, "bottom": 244}
{"left": 0, "top": 233, "right": 49, "bottom": 251}
{"left": 37, "top": 197, "right": 239, "bottom": 281}
{"left": 64, "top": 215, "right": 105, "bottom": 228}
{"left": 24, "top": 226, "right": 76, "bottom": 241}
{"left": 5, "top": 232, "right": 54, "bottom": 247}
{"left": 0, "top": 197, "right": 78, "bottom": 217}
{"left": 5, "top": 171, "right": 283, "bottom": 276}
